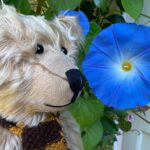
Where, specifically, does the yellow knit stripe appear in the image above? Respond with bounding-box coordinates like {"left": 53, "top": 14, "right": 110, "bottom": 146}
{"left": 9, "top": 123, "right": 25, "bottom": 137}
{"left": 45, "top": 138, "right": 69, "bottom": 150}
{"left": 8, "top": 114, "right": 69, "bottom": 150}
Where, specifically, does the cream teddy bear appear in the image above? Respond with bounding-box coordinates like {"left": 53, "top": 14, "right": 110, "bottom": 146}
{"left": 0, "top": 3, "right": 86, "bottom": 150}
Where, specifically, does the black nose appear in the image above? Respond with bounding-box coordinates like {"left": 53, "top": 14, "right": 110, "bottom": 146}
{"left": 66, "top": 69, "right": 85, "bottom": 94}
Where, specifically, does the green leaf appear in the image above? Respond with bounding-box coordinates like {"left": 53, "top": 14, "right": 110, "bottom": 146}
{"left": 107, "top": 15, "right": 125, "bottom": 23}
{"left": 121, "top": 0, "right": 144, "bottom": 20}
{"left": 118, "top": 117, "right": 132, "bottom": 132}
{"left": 10, "top": 0, "right": 31, "bottom": 14}
{"left": 77, "top": 21, "right": 101, "bottom": 67}
{"left": 102, "top": 116, "right": 119, "bottom": 134}
{"left": 70, "top": 96, "right": 104, "bottom": 128}
{"left": 48, "top": 0, "right": 81, "bottom": 13}
{"left": 44, "top": 7, "right": 56, "bottom": 20}
{"left": 27, "top": 0, "right": 50, "bottom": 15}
{"left": 94, "top": 0, "right": 107, "bottom": 10}
{"left": 116, "top": 0, "right": 124, "bottom": 11}
{"left": 85, "top": 21, "right": 101, "bottom": 50}
{"left": 82, "top": 121, "right": 103, "bottom": 150}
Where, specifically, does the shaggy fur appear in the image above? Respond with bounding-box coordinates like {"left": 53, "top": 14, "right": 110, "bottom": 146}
{"left": 0, "top": 2, "right": 84, "bottom": 150}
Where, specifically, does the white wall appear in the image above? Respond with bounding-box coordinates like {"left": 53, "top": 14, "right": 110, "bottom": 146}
{"left": 123, "top": 0, "right": 150, "bottom": 26}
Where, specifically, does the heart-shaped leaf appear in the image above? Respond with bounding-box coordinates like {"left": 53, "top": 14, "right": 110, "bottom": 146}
{"left": 82, "top": 121, "right": 103, "bottom": 150}
{"left": 70, "top": 96, "right": 104, "bottom": 128}
{"left": 121, "top": 0, "right": 144, "bottom": 20}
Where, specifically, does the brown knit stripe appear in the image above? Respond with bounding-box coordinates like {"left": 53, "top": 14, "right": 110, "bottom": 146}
{"left": 0, "top": 116, "right": 16, "bottom": 129}
{"left": 22, "top": 120, "right": 63, "bottom": 150}
{"left": 0, "top": 114, "right": 69, "bottom": 150}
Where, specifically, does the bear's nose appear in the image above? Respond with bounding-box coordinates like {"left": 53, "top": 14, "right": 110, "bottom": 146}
{"left": 66, "top": 69, "right": 85, "bottom": 94}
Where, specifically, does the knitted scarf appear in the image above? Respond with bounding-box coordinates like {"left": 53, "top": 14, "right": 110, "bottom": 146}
{"left": 0, "top": 114, "right": 69, "bottom": 150}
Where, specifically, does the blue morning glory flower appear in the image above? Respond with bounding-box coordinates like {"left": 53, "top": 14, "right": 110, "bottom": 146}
{"left": 82, "top": 23, "right": 150, "bottom": 110}
{"left": 59, "top": 10, "right": 89, "bottom": 36}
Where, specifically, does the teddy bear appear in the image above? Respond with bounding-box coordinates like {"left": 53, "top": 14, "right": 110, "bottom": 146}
{"left": 0, "top": 2, "right": 86, "bottom": 150}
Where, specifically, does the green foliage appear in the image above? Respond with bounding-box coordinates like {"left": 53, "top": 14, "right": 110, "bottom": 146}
{"left": 82, "top": 121, "right": 103, "bottom": 150}
{"left": 121, "top": 0, "right": 144, "bottom": 20}
{"left": 85, "top": 21, "right": 101, "bottom": 51}
{"left": 107, "top": 15, "right": 125, "bottom": 23}
{"left": 78, "top": 21, "right": 101, "bottom": 67}
{"left": 118, "top": 117, "right": 132, "bottom": 132}
{"left": 102, "top": 117, "right": 118, "bottom": 135}
{"left": 70, "top": 94, "right": 104, "bottom": 149}
{"left": 98, "top": 107, "right": 130, "bottom": 149}
{"left": 4, "top": 0, "right": 144, "bottom": 149}
{"left": 9, "top": 0, "right": 31, "bottom": 14}
{"left": 94, "top": 0, "right": 107, "bottom": 11}
{"left": 70, "top": 96, "right": 104, "bottom": 128}
{"left": 49, "top": 0, "right": 81, "bottom": 13}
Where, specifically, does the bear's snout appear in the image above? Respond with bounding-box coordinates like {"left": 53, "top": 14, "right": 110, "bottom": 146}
{"left": 66, "top": 69, "right": 85, "bottom": 102}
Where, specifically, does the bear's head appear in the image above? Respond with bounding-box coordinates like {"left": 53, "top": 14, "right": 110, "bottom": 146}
{"left": 0, "top": 5, "right": 85, "bottom": 122}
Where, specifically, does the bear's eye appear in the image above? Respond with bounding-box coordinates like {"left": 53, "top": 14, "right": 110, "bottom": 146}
{"left": 36, "top": 44, "right": 44, "bottom": 54}
{"left": 61, "top": 46, "right": 68, "bottom": 55}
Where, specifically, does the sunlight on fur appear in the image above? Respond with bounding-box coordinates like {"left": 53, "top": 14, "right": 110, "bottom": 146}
{"left": 0, "top": 2, "right": 84, "bottom": 150}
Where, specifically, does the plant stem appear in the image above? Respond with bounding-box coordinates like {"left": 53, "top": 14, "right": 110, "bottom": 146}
{"left": 144, "top": 20, "right": 150, "bottom": 25}
{"left": 141, "top": 13, "right": 150, "bottom": 19}
{"left": 36, "top": 0, "right": 43, "bottom": 15}
{"left": 132, "top": 111, "right": 150, "bottom": 124}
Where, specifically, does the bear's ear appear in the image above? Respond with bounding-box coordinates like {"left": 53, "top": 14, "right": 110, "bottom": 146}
{"left": 58, "top": 10, "right": 89, "bottom": 37}
{"left": 58, "top": 15, "right": 82, "bottom": 38}
{"left": 50, "top": 15, "right": 83, "bottom": 47}
{"left": 0, "top": 5, "right": 22, "bottom": 47}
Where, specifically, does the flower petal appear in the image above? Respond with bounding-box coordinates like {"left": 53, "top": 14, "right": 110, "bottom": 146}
{"left": 92, "top": 70, "right": 150, "bottom": 109}
{"left": 82, "top": 45, "right": 118, "bottom": 88}
{"left": 82, "top": 23, "right": 150, "bottom": 109}
{"left": 89, "top": 25, "right": 121, "bottom": 63}
{"left": 111, "top": 23, "right": 150, "bottom": 60}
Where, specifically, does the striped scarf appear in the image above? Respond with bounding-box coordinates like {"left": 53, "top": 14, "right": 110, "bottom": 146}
{"left": 0, "top": 114, "right": 69, "bottom": 150}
